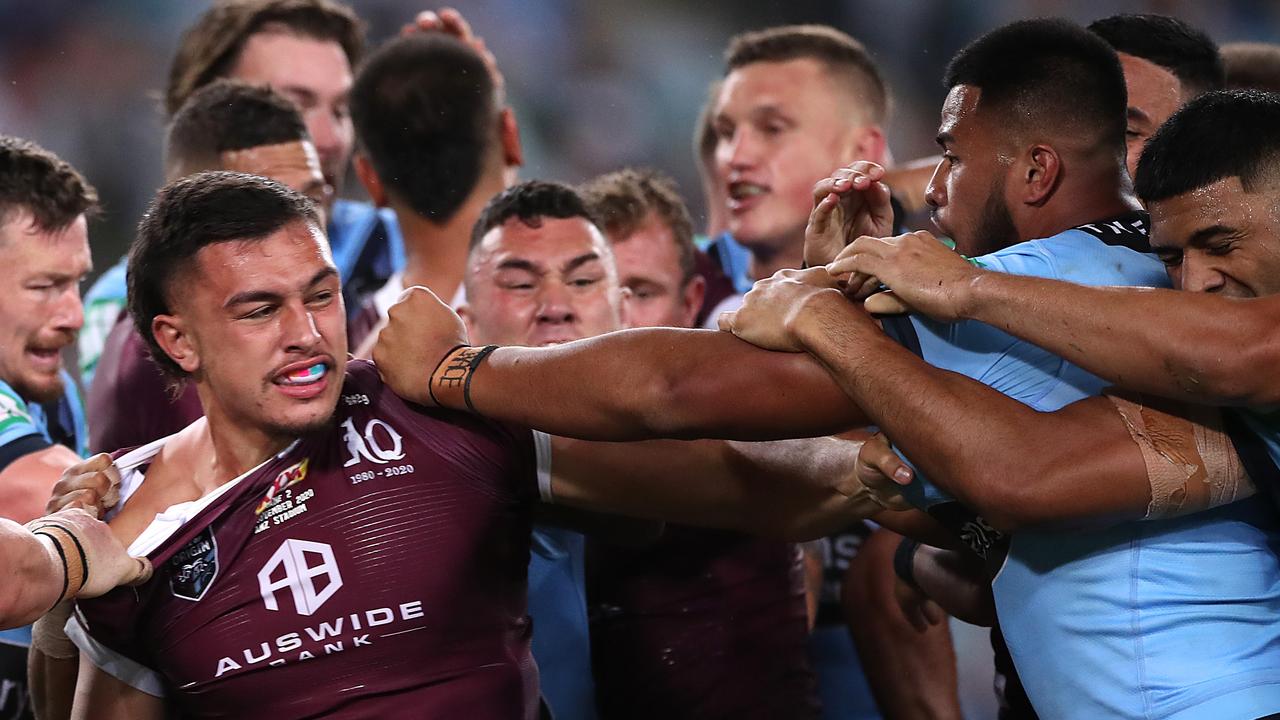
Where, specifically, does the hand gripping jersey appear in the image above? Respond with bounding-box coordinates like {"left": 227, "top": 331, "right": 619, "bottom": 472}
{"left": 68, "top": 361, "right": 550, "bottom": 719}
{"left": 882, "top": 213, "right": 1280, "bottom": 720}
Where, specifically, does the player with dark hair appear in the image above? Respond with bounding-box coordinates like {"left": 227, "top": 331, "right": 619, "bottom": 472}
{"left": 346, "top": 32, "right": 523, "bottom": 353}
{"left": 77, "top": 0, "right": 401, "bottom": 385}
{"left": 0, "top": 135, "right": 99, "bottom": 720}
{"left": 1087, "top": 13, "right": 1224, "bottom": 179}
{"left": 373, "top": 19, "right": 1280, "bottom": 719}
{"left": 63, "top": 171, "right": 890, "bottom": 718}
{"left": 84, "top": 79, "right": 326, "bottom": 461}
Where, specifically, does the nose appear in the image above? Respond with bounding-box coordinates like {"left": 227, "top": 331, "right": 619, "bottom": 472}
{"left": 53, "top": 286, "right": 84, "bottom": 333}
{"left": 282, "top": 303, "right": 322, "bottom": 352}
{"left": 721, "top": 128, "right": 759, "bottom": 173}
{"left": 924, "top": 158, "right": 948, "bottom": 210}
{"left": 1178, "top": 257, "right": 1225, "bottom": 294}
{"left": 536, "top": 283, "right": 576, "bottom": 325}
{"left": 306, "top": 108, "right": 342, "bottom": 161}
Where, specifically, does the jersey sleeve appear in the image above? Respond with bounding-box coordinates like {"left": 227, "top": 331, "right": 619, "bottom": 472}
{"left": 0, "top": 380, "right": 51, "bottom": 472}
{"left": 68, "top": 594, "right": 166, "bottom": 697}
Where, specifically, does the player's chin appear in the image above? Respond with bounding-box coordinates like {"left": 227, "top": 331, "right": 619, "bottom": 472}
{"left": 16, "top": 368, "right": 65, "bottom": 404}
{"left": 266, "top": 407, "right": 337, "bottom": 438}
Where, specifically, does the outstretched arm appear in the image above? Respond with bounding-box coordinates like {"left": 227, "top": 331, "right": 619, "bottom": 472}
{"left": 373, "top": 289, "right": 870, "bottom": 441}
{"left": 781, "top": 291, "right": 1251, "bottom": 532}
{"left": 831, "top": 231, "right": 1280, "bottom": 406}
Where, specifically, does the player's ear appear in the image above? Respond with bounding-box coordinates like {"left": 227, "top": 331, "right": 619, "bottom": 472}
{"left": 353, "top": 153, "right": 388, "bottom": 208}
{"left": 498, "top": 107, "right": 523, "bottom": 169}
{"left": 455, "top": 304, "right": 477, "bottom": 341}
{"left": 680, "top": 274, "right": 707, "bottom": 328}
{"left": 152, "top": 314, "right": 200, "bottom": 375}
{"left": 848, "top": 125, "right": 888, "bottom": 167}
{"left": 1023, "top": 144, "right": 1061, "bottom": 206}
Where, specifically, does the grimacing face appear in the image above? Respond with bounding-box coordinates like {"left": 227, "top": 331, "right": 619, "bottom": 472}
{"left": 231, "top": 31, "right": 353, "bottom": 205}
{"left": 713, "top": 58, "right": 865, "bottom": 255}
{"left": 1148, "top": 176, "right": 1280, "bottom": 298}
{"left": 156, "top": 220, "right": 347, "bottom": 440}
{"left": 926, "top": 84, "right": 1020, "bottom": 256}
{"left": 610, "top": 212, "right": 703, "bottom": 329}
{"left": 462, "top": 216, "right": 625, "bottom": 347}
{"left": 0, "top": 212, "right": 90, "bottom": 403}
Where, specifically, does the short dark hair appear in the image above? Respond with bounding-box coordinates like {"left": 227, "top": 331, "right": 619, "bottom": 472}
{"left": 1222, "top": 42, "right": 1280, "bottom": 94}
{"left": 351, "top": 34, "right": 497, "bottom": 225}
{"left": 1135, "top": 90, "right": 1280, "bottom": 204}
{"left": 1088, "top": 14, "right": 1224, "bottom": 98}
{"left": 470, "top": 180, "right": 600, "bottom": 250}
{"left": 128, "top": 171, "right": 322, "bottom": 378}
{"left": 581, "top": 168, "right": 696, "bottom": 284}
{"left": 166, "top": 79, "right": 309, "bottom": 176}
{"left": 945, "top": 19, "right": 1127, "bottom": 155}
{"left": 726, "top": 25, "right": 890, "bottom": 125}
{"left": 166, "top": 0, "right": 364, "bottom": 118}
{"left": 0, "top": 135, "right": 98, "bottom": 234}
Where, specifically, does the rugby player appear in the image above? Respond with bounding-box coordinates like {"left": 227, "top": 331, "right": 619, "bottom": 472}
{"left": 63, "top": 172, "right": 892, "bottom": 719}
{"left": 580, "top": 167, "right": 821, "bottom": 719}
{"left": 0, "top": 136, "right": 98, "bottom": 720}
{"left": 77, "top": 0, "right": 401, "bottom": 385}
{"left": 88, "top": 80, "right": 326, "bottom": 456}
{"left": 346, "top": 31, "right": 523, "bottom": 351}
{"left": 1087, "top": 13, "right": 1223, "bottom": 180}
{"left": 372, "top": 20, "right": 1280, "bottom": 719}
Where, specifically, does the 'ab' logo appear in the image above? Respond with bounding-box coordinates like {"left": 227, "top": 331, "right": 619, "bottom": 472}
{"left": 257, "top": 538, "right": 343, "bottom": 616}
{"left": 170, "top": 528, "right": 219, "bottom": 601}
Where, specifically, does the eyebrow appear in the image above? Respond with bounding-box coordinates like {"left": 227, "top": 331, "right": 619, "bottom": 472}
{"left": 562, "top": 253, "right": 602, "bottom": 273}
{"left": 1127, "top": 106, "right": 1151, "bottom": 123}
{"left": 224, "top": 267, "right": 338, "bottom": 308}
{"left": 496, "top": 258, "right": 541, "bottom": 274}
{"left": 1187, "top": 224, "right": 1237, "bottom": 246}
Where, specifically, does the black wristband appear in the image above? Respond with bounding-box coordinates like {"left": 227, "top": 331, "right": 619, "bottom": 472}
{"left": 893, "top": 537, "right": 922, "bottom": 591}
{"left": 463, "top": 345, "right": 499, "bottom": 413}
{"left": 31, "top": 529, "right": 71, "bottom": 611}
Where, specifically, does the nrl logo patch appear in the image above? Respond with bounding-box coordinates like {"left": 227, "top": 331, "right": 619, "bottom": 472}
{"left": 170, "top": 527, "right": 219, "bottom": 601}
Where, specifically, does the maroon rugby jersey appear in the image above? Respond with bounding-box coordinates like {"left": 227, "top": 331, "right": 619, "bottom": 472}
{"left": 587, "top": 528, "right": 819, "bottom": 718}
{"left": 87, "top": 314, "right": 204, "bottom": 454}
{"left": 70, "top": 360, "right": 545, "bottom": 719}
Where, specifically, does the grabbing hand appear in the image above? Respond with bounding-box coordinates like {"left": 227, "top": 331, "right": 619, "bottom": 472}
{"left": 804, "top": 161, "right": 896, "bottom": 268}
{"left": 373, "top": 286, "right": 471, "bottom": 406}
{"left": 853, "top": 433, "right": 914, "bottom": 512}
{"left": 718, "top": 267, "right": 844, "bottom": 352}
{"left": 827, "top": 230, "right": 979, "bottom": 321}
{"left": 27, "top": 508, "right": 152, "bottom": 599}
{"left": 46, "top": 453, "right": 120, "bottom": 518}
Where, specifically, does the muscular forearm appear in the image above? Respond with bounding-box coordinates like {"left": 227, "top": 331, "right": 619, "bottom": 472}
{"left": 794, "top": 297, "right": 1145, "bottom": 531}
{"left": 0, "top": 519, "right": 63, "bottom": 628}
{"left": 461, "top": 327, "right": 867, "bottom": 441}
{"left": 964, "top": 273, "right": 1280, "bottom": 406}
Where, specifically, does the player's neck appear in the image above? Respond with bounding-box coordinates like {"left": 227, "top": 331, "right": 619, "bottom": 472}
{"left": 192, "top": 396, "right": 298, "bottom": 489}
{"left": 393, "top": 176, "right": 505, "bottom": 302}
{"left": 1017, "top": 169, "right": 1142, "bottom": 242}
{"left": 744, "top": 232, "right": 805, "bottom": 281}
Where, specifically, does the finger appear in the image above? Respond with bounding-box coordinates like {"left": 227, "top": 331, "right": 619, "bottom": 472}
{"left": 79, "top": 453, "right": 114, "bottom": 473}
{"left": 59, "top": 489, "right": 105, "bottom": 518}
{"left": 848, "top": 274, "right": 883, "bottom": 301}
{"left": 439, "top": 8, "right": 475, "bottom": 41}
{"left": 864, "top": 290, "right": 911, "bottom": 315}
{"left": 412, "top": 10, "right": 440, "bottom": 31}
{"left": 905, "top": 604, "right": 930, "bottom": 633}
{"left": 922, "top": 599, "right": 946, "bottom": 626}
{"left": 716, "top": 310, "right": 737, "bottom": 332}
{"left": 811, "top": 177, "right": 841, "bottom": 204}
{"left": 809, "top": 193, "right": 838, "bottom": 233}
{"left": 863, "top": 437, "right": 913, "bottom": 485}
{"left": 126, "top": 557, "right": 153, "bottom": 587}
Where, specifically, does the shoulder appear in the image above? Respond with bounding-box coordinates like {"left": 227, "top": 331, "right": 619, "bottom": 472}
{"left": 0, "top": 378, "right": 39, "bottom": 444}
{"left": 978, "top": 231, "right": 1167, "bottom": 288}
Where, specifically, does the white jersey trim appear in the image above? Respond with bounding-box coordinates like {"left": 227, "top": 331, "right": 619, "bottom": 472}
{"left": 66, "top": 611, "right": 166, "bottom": 698}
{"left": 532, "top": 430, "right": 553, "bottom": 503}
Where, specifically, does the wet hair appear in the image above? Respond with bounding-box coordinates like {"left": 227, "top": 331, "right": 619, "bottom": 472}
{"left": 726, "top": 25, "right": 890, "bottom": 124}
{"left": 1135, "top": 89, "right": 1280, "bottom": 203}
{"left": 580, "top": 167, "right": 696, "bottom": 284}
{"left": 0, "top": 135, "right": 98, "bottom": 233}
{"left": 1222, "top": 42, "right": 1280, "bottom": 94}
{"left": 351, "top": 34, "right": 496, "bottom": 224}
{"left": 128, "top": 171, "right": 322, "bottom": 378}
{"left": 1088, "top": 14, "right": 1224, "bottom": 98}
{"left": 166, "top": 0, "right": 363, "bottom": 118}
{"left": 165, "top": 79, "right": 309, "bottom": 176}
{"left": 470, "top": 180, "right": 600, "bottom": 250}
{"left": 944, "top": 18, "right": 1128, "bottom": 155}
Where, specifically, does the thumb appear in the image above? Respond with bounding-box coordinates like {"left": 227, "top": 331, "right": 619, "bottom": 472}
{"left": 717, "top": 310, "right": 738, "bottom": 332}
{"left": 864, "top": 290, "right": 910, "bottom": 315}
{"left": 126, "top": 557, "right": 153, "bottom": 587}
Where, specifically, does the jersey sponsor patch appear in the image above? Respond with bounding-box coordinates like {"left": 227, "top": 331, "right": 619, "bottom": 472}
{"left": 170, "top": 528, "right": 219, "bottom": 602}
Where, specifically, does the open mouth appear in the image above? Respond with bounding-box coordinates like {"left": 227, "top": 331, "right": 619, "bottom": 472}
{"left": 728, "top": 181, "right": 769, "bottom": 202}
{"left": 272, "top": 359, "right": 334, "bottom": 398}
{"left": 26, "top": 346, "right": 63, "bottom": 371}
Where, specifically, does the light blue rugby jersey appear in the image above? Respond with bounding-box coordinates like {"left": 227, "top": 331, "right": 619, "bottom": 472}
{"left": 882, "top": 214, "right": 1280, "bottom": 720}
